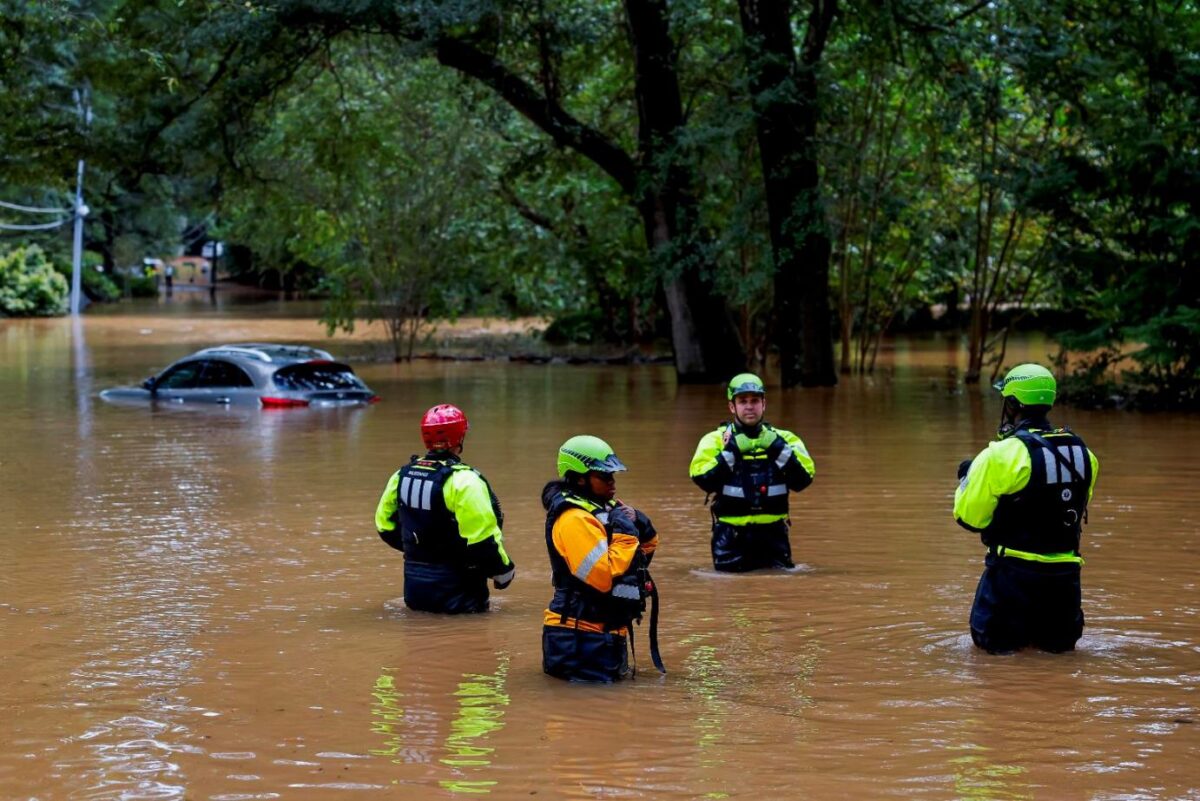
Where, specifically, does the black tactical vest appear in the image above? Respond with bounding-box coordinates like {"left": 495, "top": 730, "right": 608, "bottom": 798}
{"left": 398, "top": 455, "right": 502, "bottom": 565}
{"left": 712, "top": 425, "right": 791, "bottom": 519}
{"left": 984, "top": 428, "right": 1092, "bottom": 555}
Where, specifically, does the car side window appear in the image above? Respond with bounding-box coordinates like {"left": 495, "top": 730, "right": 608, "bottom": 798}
{"left": 198, "top": 360, "right": 254, "bottom": 388}
{"left": 156, "top": 361, "right": 205, "bottom": 389}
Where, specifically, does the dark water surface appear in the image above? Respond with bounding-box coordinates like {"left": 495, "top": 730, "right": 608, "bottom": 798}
{"left": 1, "top": 312, "right": 1197, "bottom": 800}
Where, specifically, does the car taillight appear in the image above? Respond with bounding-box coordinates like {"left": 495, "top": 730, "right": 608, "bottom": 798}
{"left": 260, "top": 397, "right": 310, "bottom": 408}
{"left": 369, "top": 395, "right": 382, "bottom": 404}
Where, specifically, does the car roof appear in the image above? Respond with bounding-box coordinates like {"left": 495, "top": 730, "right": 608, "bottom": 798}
{"left": 190, "top": 343, "right": 337, "bottom": 366}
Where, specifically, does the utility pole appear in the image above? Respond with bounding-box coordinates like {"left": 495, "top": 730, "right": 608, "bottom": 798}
{"left": 69, "top": 85, "right": 92, "bottom": 317}
{"left": 70, "top": 158, "right": 87, "bottom": 315}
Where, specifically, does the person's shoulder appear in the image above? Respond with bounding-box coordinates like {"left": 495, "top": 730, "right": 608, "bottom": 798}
{"left": 440, "top": 463, "right": 487, "bottom": 496}
{"left": 978, "top": 437, "right": 1030, "bottom": 473}
{"left": 696, "top": 427, "right": 725, "bottom": 444}
{"left": 555, "top": 506, "right": 601, "bottom": 530}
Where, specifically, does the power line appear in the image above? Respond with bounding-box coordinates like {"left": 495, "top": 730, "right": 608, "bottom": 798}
{"left": 0, "top": 200, "right": 70, "bottom": 215}
{"left": 0, "top": 218, "right": 69, "bottom": 231}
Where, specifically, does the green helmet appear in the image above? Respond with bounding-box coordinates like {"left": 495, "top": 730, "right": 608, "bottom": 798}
{"left": 557, "top": 435, "right": 628, "bottom": 478}
{"left": 994, "top": 363, "right": 1057, "bottom": 406}
{"left": 727, "top": 372, "right": 766, "bottom": 401}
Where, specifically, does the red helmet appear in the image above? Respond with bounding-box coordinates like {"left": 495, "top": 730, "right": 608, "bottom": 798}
{"left": 421, "top": 404, "right": 469, "bottom": 450}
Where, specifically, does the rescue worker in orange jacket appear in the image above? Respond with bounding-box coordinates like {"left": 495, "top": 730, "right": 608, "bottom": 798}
{"left": 541, "top": 435, "right": 659, "bottom": 682}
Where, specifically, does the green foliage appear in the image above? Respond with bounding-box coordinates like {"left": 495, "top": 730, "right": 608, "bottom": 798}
{"left": 3, "top": 0, "right": 1195, "bottom": 402}
{"left": 0, "top": 245, "right": 69, "bottom": 317}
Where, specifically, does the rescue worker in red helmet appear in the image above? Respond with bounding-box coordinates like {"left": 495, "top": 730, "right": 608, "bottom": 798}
{"left": 541, "top": 435, "right": 660, "bottom": 682}
{"left": 375, "top": 404, "right": 515, "bottom": 614}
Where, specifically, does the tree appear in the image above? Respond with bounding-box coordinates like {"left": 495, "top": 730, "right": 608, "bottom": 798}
{"left": 737, "top": 0, "right": 838, "bottom": 387}
{"left": 171, "top": 0, "right": 747, "bottom": 380}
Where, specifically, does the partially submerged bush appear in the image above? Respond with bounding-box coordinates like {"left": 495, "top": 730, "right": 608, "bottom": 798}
{"left": 1055, "top": 307, "right": 1200, "bottom": 410}
{"left": 0, "top": 245, "right": 69, "bottom": 317}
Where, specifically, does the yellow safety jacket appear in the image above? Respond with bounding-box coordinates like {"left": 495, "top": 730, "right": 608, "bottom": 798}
{"left": 689, "top": 423, "right": 815, "bottom": 525}
{"left": 955, "top": 425, "right": 1100, "bottom": 565}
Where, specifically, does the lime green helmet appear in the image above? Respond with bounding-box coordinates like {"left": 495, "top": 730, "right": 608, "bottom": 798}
{"left": 557, "top": 435, "right": 628, "bottom": 478}
{"left": 727, "top": 372, "right": 766, "bottom": 401}
{"left": 994, "top": 363, "right": 1057, "bottom": 406}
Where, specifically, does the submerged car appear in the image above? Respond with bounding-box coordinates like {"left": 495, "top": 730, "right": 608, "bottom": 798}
{"left": 101, "top": 343, "right": 380, "bottom": 408}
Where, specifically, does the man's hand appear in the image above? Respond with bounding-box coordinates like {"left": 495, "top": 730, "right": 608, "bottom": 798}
{"left": 721, "top": 426, "right": 741, "bottom": 468}
{"left": 764, "top": 429, "right": 786, "bottom": 460}
{"left": 492, "top": 564, "right": 516, "bottom": 590}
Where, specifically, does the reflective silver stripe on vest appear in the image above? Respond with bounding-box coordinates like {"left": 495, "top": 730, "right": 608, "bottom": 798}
{"left": 611, "top": 583, "right": 640, "bottom": 600}
{"left": 775, "top": 445, "right": 793, "bottom": 469}
{"left": 766, "top": 484, "right": 788, "bottom": 496}
{"left": 594, "top": 511, "right": 610, "bottom": 525}
{"left": 1040, "top": 445, "right": 1086, "bottom": 484}
{"left": 721, "top": 450, "right": 736, "bottom": 469}
{"left": 722, "top": 485, "right": 746, "bottom": 498}
{"left": 400, "top": 476, "right": 435, "bottom": 510}
{"left": 573, "top": 539, "right": 609, "bottom": 581}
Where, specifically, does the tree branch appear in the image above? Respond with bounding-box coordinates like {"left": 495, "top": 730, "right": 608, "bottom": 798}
{"left": 430, "top": 35, "right": 637, "bottom": 196}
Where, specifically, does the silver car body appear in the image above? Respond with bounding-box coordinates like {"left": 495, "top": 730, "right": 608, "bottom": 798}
{"left": 100, "top": 343, "right": 379, "bottom": 408}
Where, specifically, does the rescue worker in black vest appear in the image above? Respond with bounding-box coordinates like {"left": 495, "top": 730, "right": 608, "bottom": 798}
{"left": 689, "top": 373, "right": 815, "bottom": 572}
{"left": 955, "top": 363, "right": 1100, "bottom": 653}
{"left": 541, "top": 435, "right": 659, "bottom": 683}
{"left": 375, "top": 404, "right": 515, "bottom": 614}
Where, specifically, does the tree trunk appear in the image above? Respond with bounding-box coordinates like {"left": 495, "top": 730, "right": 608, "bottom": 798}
{"left": 737, "top": 0, "right": 837, "bottom": 387}
{"left": 429, "top": 9, "right": 744, "bottom": 382}
{"left": 625, "top": 0, "right": 745, "bottom": 381}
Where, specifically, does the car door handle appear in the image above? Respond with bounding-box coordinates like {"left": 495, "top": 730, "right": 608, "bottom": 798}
{"left": 215, "top": 396, "right": 231, "bottom": 404}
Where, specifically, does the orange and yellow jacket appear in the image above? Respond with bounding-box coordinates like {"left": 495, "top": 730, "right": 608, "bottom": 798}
{"left": 541, "top": 482, "right": 657, "bottom": 634}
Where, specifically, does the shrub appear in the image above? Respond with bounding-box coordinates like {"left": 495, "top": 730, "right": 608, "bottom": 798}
{"left": 82, "top": 266, "right": 121, "bottom": 302}
{"left": 0, "top": 245, "right": 69, "bottom": 317}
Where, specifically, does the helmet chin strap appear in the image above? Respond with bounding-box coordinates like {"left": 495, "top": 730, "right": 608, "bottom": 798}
{"left": 997, "top": 396, "right": 1019, "bottom": 438}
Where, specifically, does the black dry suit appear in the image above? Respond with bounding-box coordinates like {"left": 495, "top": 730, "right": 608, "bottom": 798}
{"left": 971, "top": 425, "right": 1093, "bottom": 653}
{"left": 392, "top": 453, "right": 505, "bottom": 614}
{"left": 540, "top": 481, "right": 662, "bottom": 682}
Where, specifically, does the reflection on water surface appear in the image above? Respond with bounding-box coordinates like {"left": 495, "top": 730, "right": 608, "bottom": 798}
{"left": 0, "top": 310, "right": 1197, "bottom": 799}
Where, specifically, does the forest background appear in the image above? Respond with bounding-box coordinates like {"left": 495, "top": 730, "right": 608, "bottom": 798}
{"left": 1, "top": 0, "right": 1196, "bottom": 408}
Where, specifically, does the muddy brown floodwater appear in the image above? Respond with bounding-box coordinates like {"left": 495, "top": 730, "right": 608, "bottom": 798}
{"left": 1, "top": 303, "right": 1197, "bottom": 800}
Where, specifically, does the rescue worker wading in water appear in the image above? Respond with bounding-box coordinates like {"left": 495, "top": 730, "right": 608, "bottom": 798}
{"left": 689, "top": 374, "right": 815, "bottom": 572}
{"left": 541, "top": 435, "right": 660, "bottom": 683}
{"left": 375, "top": 404, "right": 515, "bottom": 614}
{"left": 955, "top": 363, "right": 1100, "bottom": 653}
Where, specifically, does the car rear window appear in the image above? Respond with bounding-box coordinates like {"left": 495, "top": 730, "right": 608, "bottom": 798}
{"left": 272, "top": 362, "right": 365, "bottom": 391}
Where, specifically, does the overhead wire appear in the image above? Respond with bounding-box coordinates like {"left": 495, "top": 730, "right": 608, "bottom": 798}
{"left": 0, "top": 218, "right": 70, "bottom": 231}
{"left": 0, "top": 200, "right": 71, "bottom": 215}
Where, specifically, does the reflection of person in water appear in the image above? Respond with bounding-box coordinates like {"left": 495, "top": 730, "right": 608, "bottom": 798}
{"left": 370, "top": 655, "right": 510, "bottom": 794}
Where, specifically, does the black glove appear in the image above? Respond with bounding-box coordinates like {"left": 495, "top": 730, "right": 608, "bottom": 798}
{"left": 632, "top": 509, "right": 657, "bottom": 544}
{"left": 957, "top": 459, "right": 973, "bottom": 480}
{"left": 765, "top": 430, "right": 787, "bottom": 460}
{"left": 720, "top": 429, "right": 741, "bottom": 468}
{"left": 492, "top": 563, "right": 516, "bottom": 590}
{"left": 608, "top": 503, "right": 638, "bottom": 535}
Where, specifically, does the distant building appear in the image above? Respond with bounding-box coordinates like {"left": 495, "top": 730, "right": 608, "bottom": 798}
{"left": 164, "top": 255, "right": 212, "bottom": 286}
